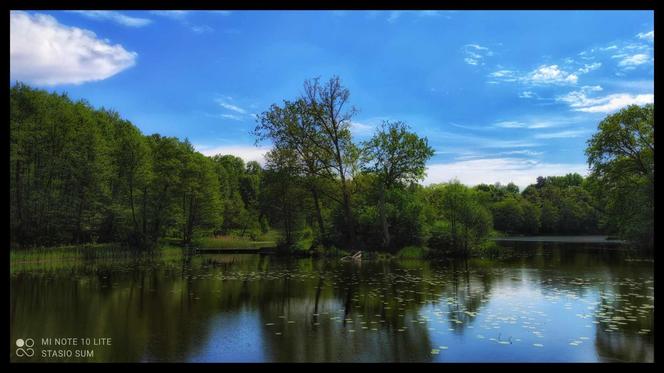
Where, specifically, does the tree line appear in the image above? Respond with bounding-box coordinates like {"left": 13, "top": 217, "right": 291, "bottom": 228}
{"left": 9, "top": 79, "right": 653, "bottom": 252}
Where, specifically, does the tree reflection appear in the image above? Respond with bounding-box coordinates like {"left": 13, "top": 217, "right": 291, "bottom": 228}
{"left": 9, "top": 245, "right": 654, "bottom": 362}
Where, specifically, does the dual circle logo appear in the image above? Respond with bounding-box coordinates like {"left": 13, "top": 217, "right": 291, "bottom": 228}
{"left": 15, "top": 338, "right": 35, "bottom": 357}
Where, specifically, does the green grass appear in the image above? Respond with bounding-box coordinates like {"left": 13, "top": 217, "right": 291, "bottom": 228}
{"left": 395, "top": 246, "right": 430, "bottom": 259}
{"left": 10, "top": 244, "right": 186, "bottom": 274}
{"left": 195, "top": 230, "right": 279, "bottom": 249}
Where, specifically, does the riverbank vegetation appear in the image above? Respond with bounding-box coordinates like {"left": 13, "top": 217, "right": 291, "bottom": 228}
{"left": 9, "top": 78, "right": 654, "bottom": 255}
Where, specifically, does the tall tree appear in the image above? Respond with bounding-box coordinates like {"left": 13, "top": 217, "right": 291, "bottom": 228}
{"left": 585, "top": 104, "right": 654, "bottom": 248}
{"left": 255, "top": 99, "right": 333, "bottom": 244}
{"left": 363, "top": 121, "right": 434, "bottom": 250}
{"left": 302, "top": 76, "right": 358, "bottom": 249}
{"left": 261, "top": 148, "right": 308, "bottom": 249}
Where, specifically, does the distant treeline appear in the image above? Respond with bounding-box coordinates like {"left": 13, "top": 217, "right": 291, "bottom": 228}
{"left": 10, "top": 80, "right": 653, "bottom": 252}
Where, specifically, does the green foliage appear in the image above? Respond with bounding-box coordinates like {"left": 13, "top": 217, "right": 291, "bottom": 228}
{"left": 261, "top": 148, "right": 309, "bottom": 250}
{"left": 361, "top": 120, "right": 434, "bottom": 251}
{"left": 256, "top": 76, "right": 358, "bottom": 249}
{"left": 476, "top": 173, "right": 600, "bottom": 236}
{"left": 585, "top": 104, "right": 654, "bottom": 249}
{"left": 13, "top": 80, "right": 645, "bottom": 257}
{"left": 425, "top": 182, "right": 493, "bottom": 255}
{"left": 396, "top": 246, "right": 430, "bottom": 259}
{"left": 491, "top": 198, "right": 525, "bottom": 234}
{"left": 10, "top": 84, "right": 265, "bottom": 250}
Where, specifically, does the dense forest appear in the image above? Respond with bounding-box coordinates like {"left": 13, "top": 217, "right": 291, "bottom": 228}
{"left": 9, "top": 78, "right": 654, "bottom": 253}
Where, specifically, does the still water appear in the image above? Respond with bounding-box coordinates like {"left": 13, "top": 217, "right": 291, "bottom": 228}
{"left": 10, "top": 242, "right": 654, "bottom": 362}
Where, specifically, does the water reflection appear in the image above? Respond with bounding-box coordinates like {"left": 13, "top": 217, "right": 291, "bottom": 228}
{"left": 9, "top": 242, "right": 653, "bottom": 362}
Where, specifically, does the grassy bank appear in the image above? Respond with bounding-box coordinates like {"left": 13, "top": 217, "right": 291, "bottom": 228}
{"left": 194, "top": 230, "right": 279, "bottom": 249}
{"left": 10, "top": 244, "right": 186, "bottom": 274}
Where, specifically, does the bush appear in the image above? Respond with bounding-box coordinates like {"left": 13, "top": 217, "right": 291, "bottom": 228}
{"left": 428, "top": 220, "right": 454, "bottom": 251}
{"left": 396, "top": 246, "right": 430, "bottom": 259}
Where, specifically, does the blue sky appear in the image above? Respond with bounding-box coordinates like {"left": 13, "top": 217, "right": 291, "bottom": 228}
{"left": 9, "top": 10, "right": 654, "bottom": 189}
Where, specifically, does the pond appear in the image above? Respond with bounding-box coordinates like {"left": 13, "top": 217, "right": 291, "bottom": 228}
{"left": 9, "top": 241, "right": 654, "bottom": 362}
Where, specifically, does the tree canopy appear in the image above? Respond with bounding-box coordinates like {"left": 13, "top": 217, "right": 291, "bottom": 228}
{"left": 9, "top": 81, "right": 652, "bottom": 253}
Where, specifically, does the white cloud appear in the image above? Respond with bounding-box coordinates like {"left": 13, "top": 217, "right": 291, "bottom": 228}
{"left": 463, "top": 44, "right": 493, "bottom": 66}
{"left": 71, "top": 11, "right": 152, "bottom": 27}
{"left": 490, "top": 64, "right": 585, "bottom": 86}
{"left": 10, "top": 11, "right": 137, "bottom": 86}
{"left": 527, "top": 65, "right": 578, "bottom": 85}
{"left": 452, "top": 149, "right": 545, "bottom": 161}
{"left": 576, "top": 62, "right": 602, "bottom": 74}
{"left": 519, "top": 91, "right": 535, "bottom": 98}
{"left": 526, "top": 122, "right": 557, "bottom": 129}
{"left": 494, "top": 121, "right": 527, "bottom": 128}
{"left": 492, "top": 113, "right": 587, "bottom": 130}
{"left": 533, "top": 130, "right": 589, "bottom": 139}
{"left": 191, "top": 25, "right": 214, "bottom": 34}
{"left": 557, "top": 88, "right": 653, "bottom": 113}
{"left": 637, "top": 30, "right": 654, "bottom": 42}
{"left": 215, "top": 99, "right": 247, "bottom": 114}
{"left": 350, "top": 121, "right": 375, "bottom": 136}
{"left": 219, "top": 114, "right": 243, "bottom": 121}
{"left": 501, "top": 150, "right": 543, "bottom": 156}
{"left": 387, "top": 11, "right": 401, "bottom": 23}
{"left": 425, "top": 130, "right": 540, "bottom": 149}
{"left": 424, "top": 158, "right": 589, "bottom": 190}
{"left": 150, "top": 10, "right": 190, "bottom": 19}
{"left": 617, "top": 53, "right": 651, "bottom": 68}
{"left": 489, "top": 70, "right": 514, "bottom": 78}
{"left": 196, "top": 145, "right": 271, "bottom": 165}
{"left": 419, "top": 11, "right": 442, "bottom": 17}
{"left": 151, "top": 10, "right": 220, "bottom": 34}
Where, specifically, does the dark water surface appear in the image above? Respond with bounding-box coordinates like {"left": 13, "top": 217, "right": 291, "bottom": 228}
{"left": 10, "top": 242, "right": 654, "bottom": 362}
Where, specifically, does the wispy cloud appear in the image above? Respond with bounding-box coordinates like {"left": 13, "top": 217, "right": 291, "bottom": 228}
{"left": 387, "top": 11, "right": 401, "bottom": 23}
{"left": 463, "top": 44, "right": 493, "bottom": 66}
{"left": 501, "top": 150, "right": 544, "bottom": 156}
{"left": 384, "top": 10, "right": 448, "bottom": 23}
{"left": 533, "top": 129, "right": 589, "bottom": 139}
{"left": 10, "top": 11, "right": 136, "bottom": 86}
{"left": 494, "top": 121, "right": 527, "bottom": 128}
{"left": 577, "top": 33, "right": 653, "bottom": 72}
{"left": 350, "top": 121, "right": 375, "bottom": 136}
{"left": 151, "top": 10, "right": 224, "bottom": 34}
{"left": 71, "top": 11, "right": 152, "bottom": 27}
{"left": 451, "top": 149, "right": 544, "bottom": 161}
{"left": 575, "top": 62, "right": 602, "bottom": 74}
{"left": 526, "top": 65, "right": 578, "bottom": 85}
{"left": 219, "top": 113, "right": 243, "bottom": 121}
{"left": 150, "top": 10, "right": 190, "bottom": 19}
{"left": 191, "top": 25, "right": 214, "bottom": 34}
{"left": 424, "top": 158, "right": 589, "bottom": 190}
{"left": 636, "top": 30, "right": 654, "bottom": 42}
{"left": 489, "top": 64, "right": 582, "bottom": 86}
{"left": 519, "top": 91, "right": 536, "bottom": 99}
{"left": 215, "top": 98, "right": 247, "bottom": 114}
{"left": 557, "top": 86, "right": 653, "bottom": 113}
{"left": 492, "top": 115, "right": 582, "bottom": 130}
{"left": 617, "top": 53, "right": 651, "bottom": 69}
{"left": 426, "top": 129, "right": 541, "bottom": 150}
